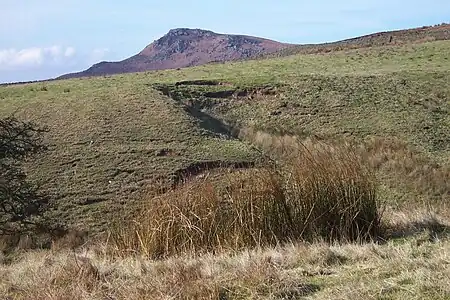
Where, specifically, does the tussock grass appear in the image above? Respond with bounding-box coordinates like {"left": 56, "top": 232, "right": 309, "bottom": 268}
{"left": 111, "top": 137, "right": 380, "bottom": 258}
{"left": 243, "top": 129, "right": 381, "bottom": 239}
{"left": 240, "top": 128, "right": 449, "bottom": 206}
{"left": 360, "top": 137, "right": 450, "bottom": 205}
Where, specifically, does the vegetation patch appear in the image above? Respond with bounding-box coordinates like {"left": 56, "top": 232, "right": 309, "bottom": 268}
{"left": 111, "top": 138, "right": 380, "bottom": 258}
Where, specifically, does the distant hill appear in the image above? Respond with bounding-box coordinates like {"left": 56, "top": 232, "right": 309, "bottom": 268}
{"left": 262, "top": 23, "right": 450, "bottom": 58}
{"left": 6, "top": 23, "right": 448, "bottom": 83}
{"left": 58, "top": 28, "right": 292, "bottom": 79}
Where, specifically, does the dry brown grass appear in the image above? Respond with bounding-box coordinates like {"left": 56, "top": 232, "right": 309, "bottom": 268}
{"left": 110, "top": 137, "right": 380, "bottom": 258}
{"left": 241, "top": 127, "right": 449, "bottom": 207}
{"left": 360, "top": 136, "right": 450, "bottom": 205}
{"left": 0, "top": 209, "right": 448, "bottom": 300}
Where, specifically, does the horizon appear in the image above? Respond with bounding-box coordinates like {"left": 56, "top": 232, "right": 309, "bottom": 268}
{"left": 1, "top": 0, "right": 449, "bottom": 83}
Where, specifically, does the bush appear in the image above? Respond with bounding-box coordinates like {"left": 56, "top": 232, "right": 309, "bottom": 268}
{"left": 0, "top": 116, "right": 48, "bottom": 234}
{"left": 111, "top": 138, "right": 380, "bottom": 258}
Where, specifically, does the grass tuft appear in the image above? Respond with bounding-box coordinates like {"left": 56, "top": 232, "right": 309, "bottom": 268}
{"left": 111, "top": 138, "right": 380, "bottom": 257}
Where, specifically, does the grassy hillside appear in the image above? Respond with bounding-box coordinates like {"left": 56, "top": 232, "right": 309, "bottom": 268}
{"left": 0, "top": 40, "right": 449, "bottom": 232}
{"left": 151, "top": 41, "right": 450, "bottom": 207}
{"left": 0, "top": 81, "right": 258, "bottom": 232}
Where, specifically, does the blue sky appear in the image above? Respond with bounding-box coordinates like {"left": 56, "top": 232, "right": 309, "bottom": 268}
{"left": 1, "top": 0, "right": 448, "bottom": 83}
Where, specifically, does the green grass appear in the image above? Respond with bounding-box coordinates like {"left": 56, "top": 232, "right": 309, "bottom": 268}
{"left": 0, "top": 40, "right": 448, "bottom": 233}
{"left": 0, "top": 80, "right": 258, "bottom": 232}
{"left": 149, "top": 43, "right": 449, "bottom": 209}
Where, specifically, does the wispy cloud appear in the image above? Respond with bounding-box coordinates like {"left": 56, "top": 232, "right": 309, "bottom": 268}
{"left": 0, "top": 45, "right": 113, "bottom": 83}
{"left": 0, "top": 45, "right": 78, "bottom": 71}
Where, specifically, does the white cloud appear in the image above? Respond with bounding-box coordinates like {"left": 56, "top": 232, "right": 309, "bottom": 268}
{"left": 0, "top": 45, "right": 113, "bottom": 83}
{"left": 0, "top": 45, "right": 78, "bottom": 71}
{"left": 47, "top": 45, "right": 62, "bottom": 56}
{"left": 0, "top": 48, "right": 43, "bottom": 68}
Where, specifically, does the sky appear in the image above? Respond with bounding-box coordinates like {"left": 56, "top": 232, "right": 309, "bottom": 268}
{"left": 0, "top": 0, "right": 449, "bottom": 83}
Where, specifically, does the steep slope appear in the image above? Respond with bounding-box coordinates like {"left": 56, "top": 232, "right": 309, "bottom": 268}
{"left": 59, "top": 28, "right": 291, "bottom": 79}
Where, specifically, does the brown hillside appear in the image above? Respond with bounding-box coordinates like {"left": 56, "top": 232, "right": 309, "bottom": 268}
{"left": 59, "top": 28, "right": 292, "bottom": 79}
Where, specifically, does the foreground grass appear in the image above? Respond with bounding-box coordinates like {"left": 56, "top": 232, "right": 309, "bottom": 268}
{"left": 1, "top": 211, "right": 448, "bottom": 299}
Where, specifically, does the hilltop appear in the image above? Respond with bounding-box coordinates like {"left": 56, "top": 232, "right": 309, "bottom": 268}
{"left": 59, "top": 28, "right": 291, "bottom": 79}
